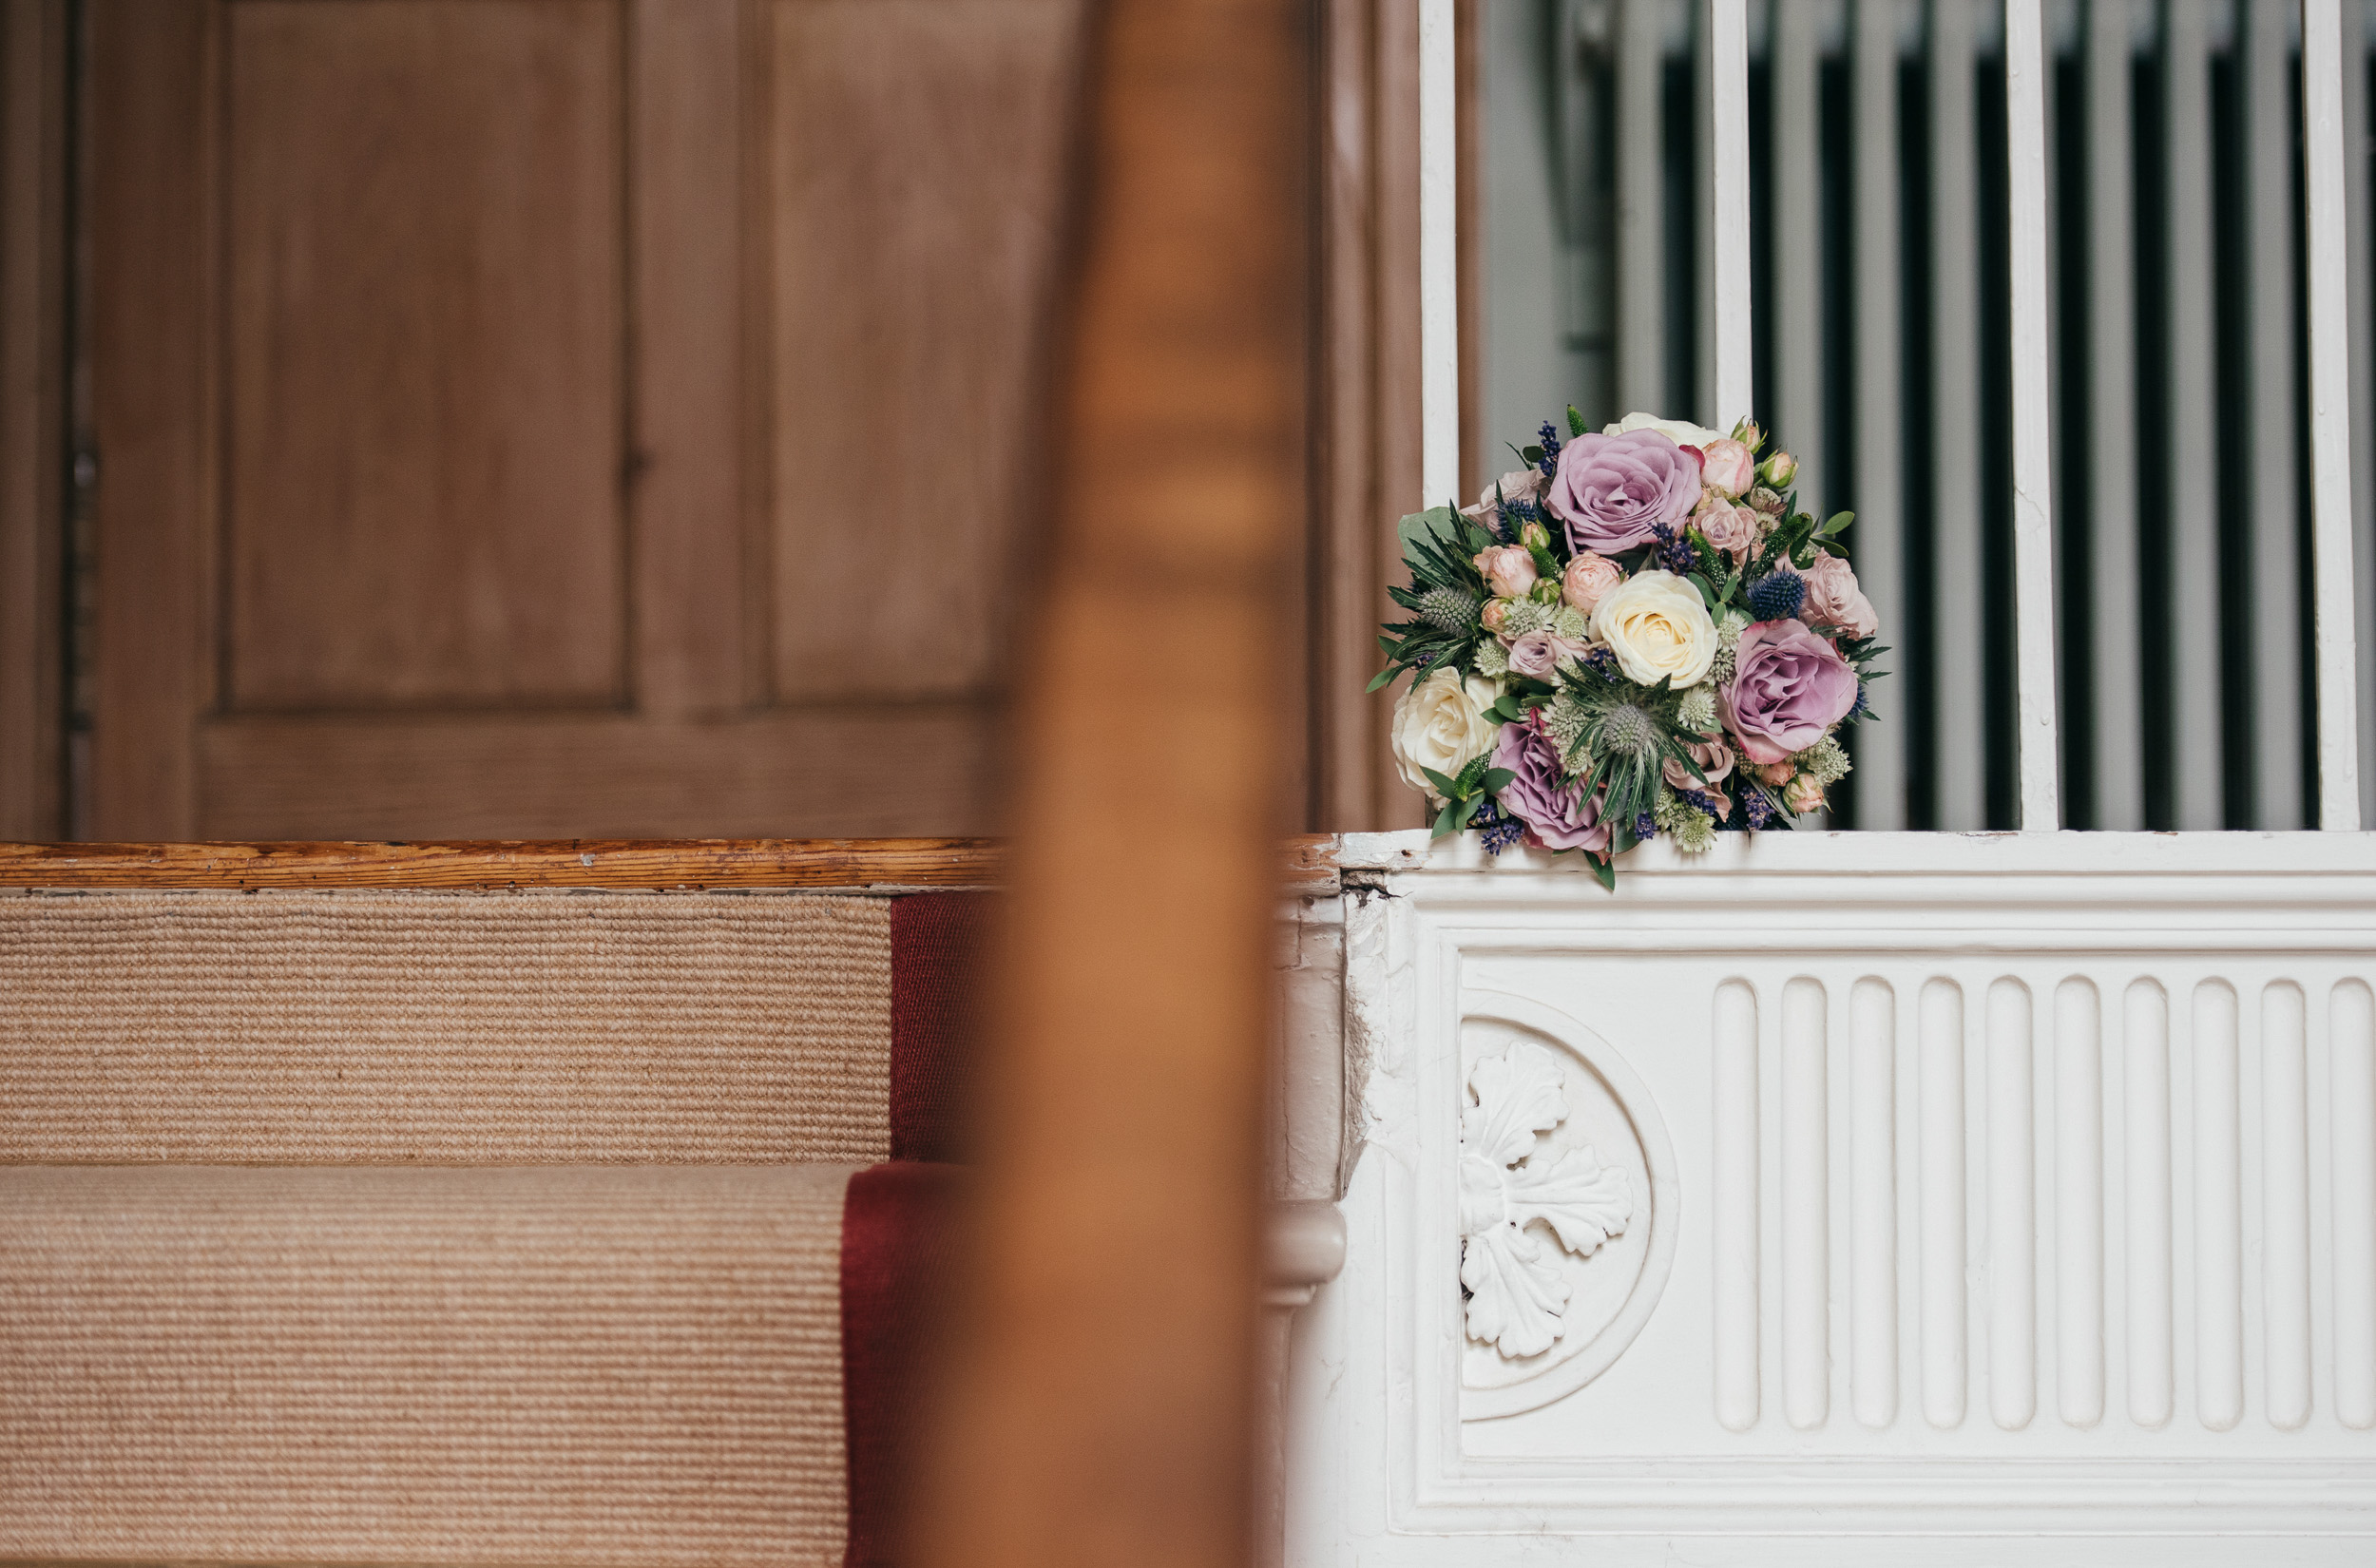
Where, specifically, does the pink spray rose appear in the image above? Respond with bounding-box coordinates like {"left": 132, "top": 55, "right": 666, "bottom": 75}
{"left": 1719, "top": 620, "right": 1861, "bottom": 764}
{"left": 1797, "top": 552, "right": 1880, "bottom": 639}
{"left": 1698, "top": 437, "right": 1757, "bottom": 498}
{"left": 1491, "top": 717, "right": 1611, "bottom": 853}
{"left": 1562, "top": 551, "right": 1624, "bottom": 613}
{"left": 1784, "top": 774, "right": 1827, "bottom": 814}
{"left": 1753, "top": 760, "right": 1796, "bottom": 787}
{"left": 1481, "top": 599, "right": 1516, "bottom": 634}
{"left": 1692, "top": 496, "right": 1760, "bottom": 562}
{"left": 1544, "top": 430, "right": 1703, "bottom": 554}
{"left": 1472, "top": 544, "right": 1538, "bottom": 599}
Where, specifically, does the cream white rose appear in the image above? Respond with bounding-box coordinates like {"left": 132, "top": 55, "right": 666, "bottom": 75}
{"left": 1390, "top": 668, "right": 1500, "bottom": 800}
{"left": 1591, "top": 568, "right": 1718, "bottom": 688}
{"left": 1601, "top": 410, "right": 1727, "bottom": 449}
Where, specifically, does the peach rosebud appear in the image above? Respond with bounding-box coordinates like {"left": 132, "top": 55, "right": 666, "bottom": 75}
{"left": 1562, "top": 551, "right": 1624, "bottom": 613}
{"left": 1759, "top": 450, "right": 1799, "bottom": 488}
{"left": 1481, "top": 598, "right": 1516, "bottom": 634}
{"left": 1754, "top": 759, "right": 1796, "bottom": 787}
{"left": 1473, "top": 544, "right": 1537, "bottom": 599}
{"left": 1699, "top": 437, "right": 1757, "bottom": 498}
{"left": 1784, "top": 774, "right": 1826, "bottom": 814}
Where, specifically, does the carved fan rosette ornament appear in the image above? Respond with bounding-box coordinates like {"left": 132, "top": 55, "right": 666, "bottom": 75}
{"left": 1459, "top": 1040, "right": 1634, "bottom": 1359}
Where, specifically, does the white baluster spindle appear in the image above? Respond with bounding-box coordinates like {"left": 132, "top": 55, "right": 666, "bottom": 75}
{"left": 2004, "top": 0, "right": 2061, "bottom": 830}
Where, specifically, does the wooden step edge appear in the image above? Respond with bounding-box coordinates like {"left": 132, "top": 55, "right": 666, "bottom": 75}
{"left": 0, "top": 835, "right": 1347, "bottom": 891}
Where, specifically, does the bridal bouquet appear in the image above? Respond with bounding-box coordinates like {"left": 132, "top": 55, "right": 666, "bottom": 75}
{"left": 1372, "top": 410, "right": 1884, "bottom": 888}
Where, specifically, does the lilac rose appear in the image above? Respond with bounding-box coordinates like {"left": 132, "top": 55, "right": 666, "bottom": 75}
{"left": 1544, "top": 430, "right": 1704, "bottom": 554}
{"left": 1718, "top": 620, "right": 1860, "bottom": 764}
{"left": 1491, "top": 718, "right": 1611, "bottom": 853}
{"left": 1504, "top": 629, "right": 1588, "bottom": 681}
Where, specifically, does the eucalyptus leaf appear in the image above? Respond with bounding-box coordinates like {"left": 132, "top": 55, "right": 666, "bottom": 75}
{"left": 1480, "top": 767, "right": 1516, "bottom": 795}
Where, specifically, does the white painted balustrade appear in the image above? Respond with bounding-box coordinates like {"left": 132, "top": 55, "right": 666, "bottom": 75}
{"left": 1285, "top": 831, "right": 2376, "bottom": 1563}
{"left": 1280, "top": 2, "right": 2376, "bottom": 1559}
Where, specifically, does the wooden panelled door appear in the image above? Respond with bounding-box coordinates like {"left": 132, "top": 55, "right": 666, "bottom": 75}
{"left": 85, "top": 0, "right": 1083, "bottom": 839}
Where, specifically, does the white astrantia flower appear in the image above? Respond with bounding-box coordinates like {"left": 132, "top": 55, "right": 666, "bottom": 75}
{"left": 1473, "top": 638, "right": 1510, "bottom": 679}
{"left": 1677, "top": 685, "right": 1718, "bottom": 735}
{"left": 1390, "top": 668, "right": 1500, "bottom": 802}
{"left": 1591, "top": 569, "right": 1718, "bottom": 689}
{"left": 1796, "top": 734, "right": 1852, "bottom": 787}
{"left": 1500, "top": 598, "right": 1553, "bottom": 639}
{"left": 1602, "top": 410, "right": 1727, "bottom": 449}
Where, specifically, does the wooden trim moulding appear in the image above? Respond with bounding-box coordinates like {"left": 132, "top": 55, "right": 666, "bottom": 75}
{"left": 0, "top": 835, "right": 1345, "bottom": 890}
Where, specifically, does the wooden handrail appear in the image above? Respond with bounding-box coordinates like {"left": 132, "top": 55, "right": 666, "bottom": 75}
{"left": 0, "top": 836, "right": 1343, "bottom": 889}
{"left": 0, "top": 838, "right": 1004, "bottom": 889}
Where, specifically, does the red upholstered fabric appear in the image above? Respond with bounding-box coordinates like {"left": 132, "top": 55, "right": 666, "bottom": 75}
{"left": 888, "top": 892, "right": 994, "bottom": 1163}
{"left": 839, "top": 1159, "right": 970, "bottom": 1568}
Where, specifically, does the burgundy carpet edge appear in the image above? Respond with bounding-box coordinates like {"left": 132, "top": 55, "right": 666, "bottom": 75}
{"left": 838, "top": 1159, "right": 970, "bottom": 1568}
{"left": 888, "top": 892, "right": 993, "bottom": 1164}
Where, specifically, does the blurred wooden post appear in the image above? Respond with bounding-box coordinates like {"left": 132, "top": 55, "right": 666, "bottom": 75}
{"left": 914, "top": 0, "right": 1307, "bottom": 1564}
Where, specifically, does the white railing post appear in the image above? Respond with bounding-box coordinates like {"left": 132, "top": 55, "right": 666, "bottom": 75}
{"left": 2004, "top": 0, "right": 2061, "bottom": 831}
{"left": 1707, "top": 0, "right": 1751, "bottom": 430}
{"left": 1419, "top": 0, "right": 1458, "bottom": 508}
{"left": 1853, "top": 1, "right": 1907, "bottom": 830}
{"left": 2306, "top": 0, "right": 2364, "bottom": 831}
{"left": 2085, "top": 0, "right": 2144, "bottom": 830}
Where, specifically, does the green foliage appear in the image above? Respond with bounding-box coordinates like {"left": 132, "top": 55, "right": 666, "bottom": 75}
{"left": 1422, "top": 754, "right": 1517, "bottom": 840}
{"left": 1369, "top": 507, "right": 1492, "bottom": 694}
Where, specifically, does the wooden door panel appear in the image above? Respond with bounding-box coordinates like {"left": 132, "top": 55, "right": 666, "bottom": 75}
{"left": 197, "top": 708, "right": 996, "bottom": 838}
{"left": 88, "top": 0, "right": 1083, "bottom": 838}
{"left": 763, "top": 0, "right": 1080, "bottom": 703}
{"left": 225, "top": 0, "right": 625, "bottom": 708}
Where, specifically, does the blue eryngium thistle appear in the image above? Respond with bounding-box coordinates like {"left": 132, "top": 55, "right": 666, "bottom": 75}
{"left": 1747, "top": 569, "right": 1807, "bottom": 621}
{"left": 1849, "top": 682, "right": 1872, "bottom": 720}
{"left": 1417, "top": 585, "right": 1483, "bottom": 635}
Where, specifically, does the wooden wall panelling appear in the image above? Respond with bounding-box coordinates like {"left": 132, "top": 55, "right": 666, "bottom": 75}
{"left": 1312, "top": 0, "right": 1424, "bottom": 831}
{"left": 632, "top": 0, "right": 748, "bottom": 717}
{"left": 79, "top": 0, "right": 1080, "bottom": 839}
{"left": 196, "top": 706, "right": 996, "bottom": 840}
{"left": 90, "top": 0, "right": 211, "bottom": 839}
{"left": 222, "top": 0, "right": 625, "bottom": 709}
{"left": 1313, "top": 0, "right": 1378, "bottom": 832}
{"left": 0, "top": 0, "right": 67, "bottom": 839}
{"left": 762, "top": 0, "right": 1082, "bottom": 706}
